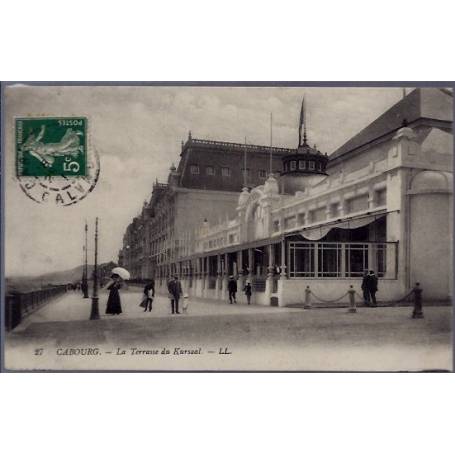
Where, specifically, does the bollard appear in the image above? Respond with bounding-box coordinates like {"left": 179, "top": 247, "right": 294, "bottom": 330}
{"left": 348, "top": 285, "right": 357, "bottom": 313}
{"left": 303, "top": 286, "right": 312, "bottom": 309}
{"left": 412, "top": 282, "right": 424, "bottom": 319}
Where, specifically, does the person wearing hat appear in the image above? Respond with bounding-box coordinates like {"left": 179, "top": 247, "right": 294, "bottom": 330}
{"left": 366, "top": 270, "right": 378, "bottom": 307}
{"left": 243, "top": 281, "right": 252, "bottom": 305}
{"left": 105, "top": 274, "right": 123, "bottom": 315}
{"left": 361, "top": 270, "right": 370, "bottom": 306}
{"left": 227, "top": 275, "right": 237, "bottom": 304}
{"left": 142, "top": 279, "right": 155, "bottom": 312}
{"left": 167, "top": 275, "right": 183, "bottom": 314}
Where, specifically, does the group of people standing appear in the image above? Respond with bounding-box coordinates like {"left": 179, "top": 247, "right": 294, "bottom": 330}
{"left": 361, "top": 270, "right": 379, "bottom": 307}
{"left": 104, "top": 270, "right": 379, "bottom": 314}
{"left": 227, "top": 276, "right": 252, "bottom": 305}
{"left": 104, "top": 274, "right": 184, "bottom": 315}
{"left": 140, "top": 276, "right": 186, "bottom": 315}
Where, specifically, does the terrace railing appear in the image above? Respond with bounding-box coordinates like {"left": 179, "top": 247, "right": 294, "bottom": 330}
{"left": 5, "top": 285, "right": 68, "bottom": 331}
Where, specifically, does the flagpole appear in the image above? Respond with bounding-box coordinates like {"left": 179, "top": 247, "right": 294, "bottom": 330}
{"left": 298, "top": 97, "right": 305, "bottom": 147}
{"left": 244, "top": 136, "right": 247, "bottom": 187}
{"left": 303, "top": 97, "right": 307, "bottom": 144}
{"left": 269, "top": 112, "right": 273, "bottom": 175}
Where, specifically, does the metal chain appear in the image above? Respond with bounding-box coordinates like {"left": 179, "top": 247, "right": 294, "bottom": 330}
{"left": 354, "top": 289, "right": 414, "bottom": 304}
{"left": 309, "top": 290, "right": 350, "bottom": 304}
{"left": 305, "top": 288, "right": 416, "bottom": 306}
{"left": 395, "top": 289, "right": 415, "bottom": 303}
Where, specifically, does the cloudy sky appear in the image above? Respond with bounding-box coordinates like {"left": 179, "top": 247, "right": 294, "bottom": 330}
{"left": 4, "top": 85, "right": 407, "bottom": 276}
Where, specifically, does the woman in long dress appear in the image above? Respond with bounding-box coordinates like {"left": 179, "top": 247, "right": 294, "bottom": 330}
{"left": 105, "top": 274, "right": 123, "bottom": 315}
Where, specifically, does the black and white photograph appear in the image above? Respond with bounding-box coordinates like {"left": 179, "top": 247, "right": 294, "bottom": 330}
{"left": 1, "top": 2, "right": 454, "bottom": 455}
{"left": 2, "top": 84, "right": 453, "bottom": 371}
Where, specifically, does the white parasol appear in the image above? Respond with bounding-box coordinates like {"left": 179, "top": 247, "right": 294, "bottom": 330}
{"left": 111, "top": 267, "right": 131, "bottom": 280}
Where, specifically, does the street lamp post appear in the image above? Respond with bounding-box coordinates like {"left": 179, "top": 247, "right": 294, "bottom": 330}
{"left": 82, "top": 221, "right": 89, "bottom": 298}
{"left": 90, "top": 217, "right": 100, "bottom": 320}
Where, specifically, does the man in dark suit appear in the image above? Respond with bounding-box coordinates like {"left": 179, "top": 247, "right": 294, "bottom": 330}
{"left": 143, "top": 279, "right": 155, "bottom": 312}
{"left": 366, "top": 270, "right": 378, "bottom": 307}
{"left": 361, "top": 270, "right": 370, "bottom": 306}
{"left": 167, "top": 275, "right": 183, "bottom": 314}
{"left": 228, "top": 275, "right": 237, "bottom": 304}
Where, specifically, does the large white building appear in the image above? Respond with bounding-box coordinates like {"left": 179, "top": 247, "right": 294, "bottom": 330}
{"left": 157, "top": 88, "right": 453, "bottom": 306}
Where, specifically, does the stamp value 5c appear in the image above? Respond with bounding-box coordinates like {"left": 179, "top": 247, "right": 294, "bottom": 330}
{"left": 16, "top": 117, "right": 87, "bottom": 177}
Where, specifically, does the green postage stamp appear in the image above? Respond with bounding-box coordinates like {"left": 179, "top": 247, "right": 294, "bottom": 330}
{"left": 16, "top": 117, "right": 87, "bottom": 177}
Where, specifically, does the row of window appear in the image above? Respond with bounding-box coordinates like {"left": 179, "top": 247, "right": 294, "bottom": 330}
{"left": 288, "top": 241, "right": 394, "bottom": 278}
{"left": 190, "top": 164, "right": 268, "bottom": 179}
{"left": 202, "top": 232, "right": 239, "bottom": 251}
{"left": 274, "top": 189, "right": 387, "bottom": 232}
{"left": 283, "top": 160, "right": 324, "bottom": 172}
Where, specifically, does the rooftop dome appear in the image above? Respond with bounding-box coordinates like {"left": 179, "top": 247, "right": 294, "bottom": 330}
{"left": 281, "top": 97, "right": 328, "bottom": 178}
{"left": 281, "top": 144, "right": 328, "bottom": 176}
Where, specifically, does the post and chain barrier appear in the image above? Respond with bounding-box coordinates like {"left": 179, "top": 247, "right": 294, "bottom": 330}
{"left": 395, "top": 282, "right": 423, "bottom": 318}
{"left": 302, "top": 282, "right": 424, "bottom": 318}
{"left": 303, "top": 285, "right": 350, "bottom": 309}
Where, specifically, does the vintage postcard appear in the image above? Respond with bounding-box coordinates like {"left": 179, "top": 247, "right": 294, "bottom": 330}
{"left": 1, "top": 83, "right": 453, "bottom": 371}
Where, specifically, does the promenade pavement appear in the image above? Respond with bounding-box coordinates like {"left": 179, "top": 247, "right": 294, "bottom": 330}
{"left": 4, "top": 287, "right": 452, "bottom": 372}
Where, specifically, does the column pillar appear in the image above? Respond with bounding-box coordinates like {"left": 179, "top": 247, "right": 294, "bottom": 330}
{"left": 236, "top": 251, "right": 242, "bottom": 277}
{"left": 235, "top": 250, "right": 243, "bottom": 302}
{"left": 223, "top": 253, "right": 229, "bottom": 298}
{"left": 280, "top": 239, "right": 287, "bottom": 279}
{"left": 368, "top": 243, "right": 375, "bottom": 274}
{"left": 340, "top": 243, "right": 346, "bottom": 278}
{"left": 215, "top": 254, "right": 222, "bottom": 298}
{"left": 265, "top": 243, "right": 275, "bottom": 305}
{"left": 248, "top": 248, "right": 253, "bottom": 280}
{"left": 201, "top": 256, "right": 206, "bottom": 291}
{"left": 267, "top": 244, "right": 274, "bottom": 273}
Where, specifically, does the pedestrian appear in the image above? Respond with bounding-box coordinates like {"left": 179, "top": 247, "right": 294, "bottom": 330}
{"left": 105, "top": 274, "right": 123, "bottom": 315}
{"left": 366, "top": 270, "right": 378, "bottom": 307}
{"left": 81, "top": 280, "right": 88, "bottom": 296}
{"left": 361, "top": 270, "right": 370, "bottom": 306}
{"left": 142, "top": 279, "right": 155, "bottom": 312}
{"left": 182, "top": 293, "right": 189, "bottom": 313}
{"left": 243, "top": 281, "right": 252, "bottom": 305}
{"left": 167, "top": 275, "right": 183, "bottom": 315}
{"left": 228, "top": 275, "right": 237, "bottom": 304}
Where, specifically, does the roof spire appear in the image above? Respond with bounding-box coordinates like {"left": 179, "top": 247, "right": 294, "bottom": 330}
{"left": 303, "top": 98, "right": 307, "bottom": 145}
{"left": 298, "top": 97, "right": 307, "bottom": 147}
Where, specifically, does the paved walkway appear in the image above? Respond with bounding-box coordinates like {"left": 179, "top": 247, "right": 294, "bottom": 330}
{"left": 13, "top": 288, "right": 299, "bottom": 330}
{"left": 4, "top": 288, "right": 452, "bottom": 372}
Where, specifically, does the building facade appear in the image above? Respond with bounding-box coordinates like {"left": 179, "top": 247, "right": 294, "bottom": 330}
{"left": 155, "top": 88, "right": 453, "bottom": 306}
{"left": 118, "top": 134, "right": 298, "bottom": 280}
